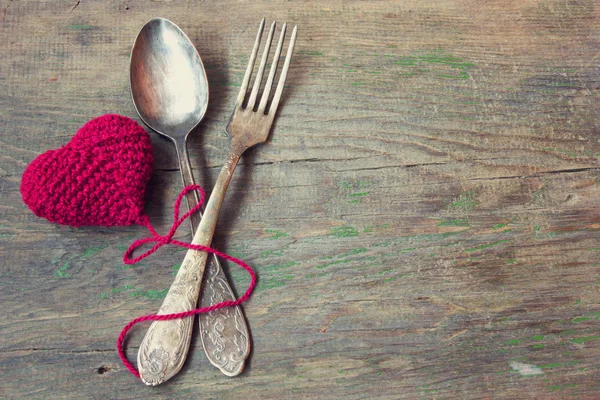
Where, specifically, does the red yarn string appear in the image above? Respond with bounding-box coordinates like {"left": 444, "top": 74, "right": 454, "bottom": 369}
{"left": 117, "top": 185, "right": 256, "bottom": 378}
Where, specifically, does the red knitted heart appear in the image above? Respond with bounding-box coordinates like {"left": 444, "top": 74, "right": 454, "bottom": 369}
{"left": 21, "top": 114, "right": 154, "bottom": 227}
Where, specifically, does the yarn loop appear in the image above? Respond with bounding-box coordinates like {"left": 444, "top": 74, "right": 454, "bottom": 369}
{"left": 117, "top": 185, "right": 256, "bottom": 378}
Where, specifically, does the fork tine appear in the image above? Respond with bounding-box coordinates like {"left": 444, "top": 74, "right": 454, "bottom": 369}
{"left": 267, "top": 25, "right": 297, "bottom": 116}
{"left": 236, "top": 18, "right": 265, "bottom": 108}
{"left": 258, "top": 23, "right": 286, "bottom": 113}
{"left": 246, "top": 21, "right": 276, "bottom": 110}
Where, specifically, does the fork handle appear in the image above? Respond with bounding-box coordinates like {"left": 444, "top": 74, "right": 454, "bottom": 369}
{"left": 137, "top": 152, "right": 241, "bottom": 386}
{"left": 174, "top": 138, "right": 251, "bottom": 376}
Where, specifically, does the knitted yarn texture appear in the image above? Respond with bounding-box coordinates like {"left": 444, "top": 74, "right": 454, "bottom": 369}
{"left": 20, "top": 115, "right": 257, "bottom": 381}
{"left": 20, "top": 114, "right": 153, "bottom": 227}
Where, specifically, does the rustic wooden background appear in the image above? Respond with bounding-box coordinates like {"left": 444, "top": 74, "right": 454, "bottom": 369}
{"left": 1, "top": 0, "right": 600, "bottom": 398}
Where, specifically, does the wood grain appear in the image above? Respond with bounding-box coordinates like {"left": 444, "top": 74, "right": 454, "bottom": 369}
{"left": 1, "top": 0, "right": 600, "bottom": 398}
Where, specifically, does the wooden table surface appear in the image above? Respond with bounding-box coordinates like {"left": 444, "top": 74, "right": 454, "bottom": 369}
{"left": 2, "top": 1, "right": 600, "bottom": 399}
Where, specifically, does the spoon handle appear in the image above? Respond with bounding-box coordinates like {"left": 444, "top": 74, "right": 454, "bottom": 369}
{"left": 137, "top": 153, "right": 240, "bottom": 386}
{"left": 175, "top": 139, "right": 203, "bottom": 231}
{"left": 176, "top": 140, "right": 251, "bottom": 376}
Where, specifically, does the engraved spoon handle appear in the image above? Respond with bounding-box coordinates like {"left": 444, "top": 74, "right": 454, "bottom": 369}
{"left": 175, "top": 139, "right": 250, "bottom": 376}
{"left": 137, "top": 152, "right": 240, "bottom": 386}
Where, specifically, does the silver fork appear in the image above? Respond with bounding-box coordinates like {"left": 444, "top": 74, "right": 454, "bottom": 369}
{"left": 137, "top": 19, "right": 297, "bottom": 386}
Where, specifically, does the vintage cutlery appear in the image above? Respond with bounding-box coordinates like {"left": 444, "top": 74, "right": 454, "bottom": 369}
{"left": 136, "top": 18, "right": 297, "bottom": 385}
{"left": 130, "top": 18, "right": 250, "bottom": 378}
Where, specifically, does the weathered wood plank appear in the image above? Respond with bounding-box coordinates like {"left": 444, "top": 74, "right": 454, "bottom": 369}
{"left": 1, "top": 0, "right": 600, "bottom": 398}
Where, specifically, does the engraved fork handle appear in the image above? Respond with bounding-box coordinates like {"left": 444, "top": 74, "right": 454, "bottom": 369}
{"left": 138, "top": 152, "right": 240, "bottom": 386}
{"left": 175, "top": 139, "right": 250, "bottom": 377}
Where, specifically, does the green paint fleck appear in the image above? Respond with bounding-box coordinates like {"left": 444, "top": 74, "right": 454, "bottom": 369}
{"left": 533, "top": 335, "right": 544, "bottom": 341}
{"left": 112, "top": 285, "right": 134, "bottom": 294}
{"left": 572, "top": 316, "right": 592, "bottom": 323}
{"left": 438, "top": 73, "right": 469, "bottom": 80}
{"left": 569, "top": 335, "right": 600, "bottom": 344}
{"left": 548, "top": 384, "right": 576, "bottom": 391}
{"left": 265, "top": 229, "right": 289, "bottom": 240}
{"left": 330, "top": 226, "right": 360, "bottom": 238}
{"left": 54, "top": 262, "right": 71, "bottom": 278}
{"left": 533, "top": 344, "right": 544, "bottom": 349}
{"left": 506, "top": 339, "right": 522, "bottom": 345}
{"left": 465, "top": 240, "right": 510, "bottom": 253}
{"left": 493, "top": 223, "right": 508, "bottom": 230}
{"left": 377, "top": 371, "right": 382, "bottom": 376}
{"left": 348, "top": 192, "right": 369, "bottom": 198}
{"left": 534, "top": 225, "right": 541, "bottom": 232}
{"left": 98, "top": 293, "right": 107, "bottom": 299}
{"left": 437, "top": 219, "right": 471, "bottom": 227}
{"left": 82, "top": 245, "right": 106, "bottom": 259}
{"left": 115, "top": 244, "right": 129, "bottom": 252}
{"left": 304, "top": 50, "right": 323, "bottom": 56}
{"left": 349, "top": 248, "right": 367, "bottom": 255}
{"left": 394, "top": 49, "right": 475, "bottom": 80}
{"left": 130, "top": 288, "right": 168, "bottom": 300}
{"left": 172, "top": 263, "right": 182, "bottom": 276}
{"left": 351, "top": 82, "right": 364, "bottom": 86}
{"left": 259, "top": 275, "right": 295, "bottom": 290}
{"left": 261, "top": 249, "right": 284, "bottom": 258}
{"left": 395, "top": 57, "right": 417, "bottom": 66}
{"left": 67, "top": 25, "right": 93, "bottom": 30}
{"left": 449, "top": 190, "right": 479, "bottom": 211}
{"left": 540, "top": 363, "right": 562, "bottom": 369}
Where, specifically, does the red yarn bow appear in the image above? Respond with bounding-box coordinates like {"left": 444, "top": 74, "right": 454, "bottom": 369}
{"left": 117, "top": 185, "right": 256, "bottom": 378}
{"left": 124, "top": 184, "right": 209, "bottom": 264}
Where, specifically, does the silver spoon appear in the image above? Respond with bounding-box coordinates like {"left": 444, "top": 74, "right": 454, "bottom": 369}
{"left": 130, "top": 18, "right": 250, "bottom": 382}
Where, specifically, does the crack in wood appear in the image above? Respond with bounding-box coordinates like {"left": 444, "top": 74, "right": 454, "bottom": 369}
{"left": 2, "top": 347, "right": 117, "bottom": 354}
{"left": 70, "top": 0, "right": 81, "bottom": 13}
{"left": 468, "top": 167, "right": 600, "bottom": 181}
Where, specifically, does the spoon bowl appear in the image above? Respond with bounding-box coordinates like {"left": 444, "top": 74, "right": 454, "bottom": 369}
{"left": 131, "top": 17, "right": 208, "bottom": 139}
